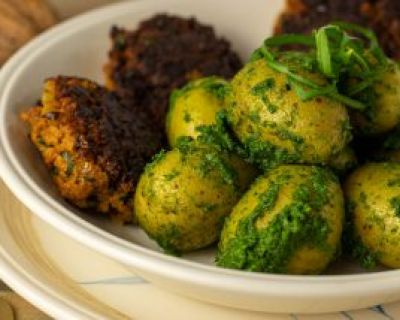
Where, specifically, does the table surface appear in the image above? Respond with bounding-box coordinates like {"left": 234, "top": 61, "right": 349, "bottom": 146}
{"left": 0, "top": 2, "right": 124, "bottom": 318}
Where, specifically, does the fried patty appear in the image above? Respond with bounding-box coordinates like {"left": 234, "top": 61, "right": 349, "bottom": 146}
{"left": 275, "top": 0, "right": 400, "bottom": 60}
{"left": 21, "top": 77, "right": 163, "bottom": 223}
{"left": 104, "top": 14, "right": 243, "bottom": 127}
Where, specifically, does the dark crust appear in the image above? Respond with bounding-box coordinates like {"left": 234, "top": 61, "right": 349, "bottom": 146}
{"left": 106, "top": 14, "right": 243, "bottom": 127}
{"left": 53, "top": 76, "right": 164, "bottom": 188}
{"left": 275, "top": 0, "right": 400, "bottom": 60}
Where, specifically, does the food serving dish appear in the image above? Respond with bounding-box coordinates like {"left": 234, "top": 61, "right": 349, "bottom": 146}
{"left": 2, "top": 0, "right": 400, "bottom": 314}
{"left": 1, "top": 181, "right": 398, "bottom": 320}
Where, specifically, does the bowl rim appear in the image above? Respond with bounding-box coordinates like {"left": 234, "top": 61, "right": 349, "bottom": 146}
{"left": 1, "top": 0, "right": 400, "bottom": 295}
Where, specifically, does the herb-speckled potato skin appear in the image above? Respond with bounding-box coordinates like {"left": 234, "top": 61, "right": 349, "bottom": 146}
{"left": 344, "top": 163, "right": 400, "bottom": 268}
{"left": 134, "top": 147, "right": 256, "bottom": 253}
{"left": 217, "top": 165, "right": 344, "bottom": 274}
{"left": 166, "top": 77, "right": 227, "bottom": 147}
{"left": 351, "top": 62, "right": 400, "bottom": 136}
{"left": 227, "top": 59, "right": 351, "bottom": 166}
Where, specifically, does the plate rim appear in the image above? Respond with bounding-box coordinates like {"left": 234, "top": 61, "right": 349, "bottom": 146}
{"left": 1, "top": 0, "right": 400, "bottom": 299}
{"left": 0, "top": 242, "right": 101, "bottom": 319}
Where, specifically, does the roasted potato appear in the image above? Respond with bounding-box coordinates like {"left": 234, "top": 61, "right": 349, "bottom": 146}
{"left": 166, "top": 77, "right": 228, "bottom": 147}
{"left": 134, "top": 141, "right": 256, "bottom": 253}
{"left": 227, "top": 57, "right": 351, "bottom": 169}
{"left": 350, "top": 62, "right": 400, "bottom": 136}
{"left": 217, "top": 165, "right": 344, "bottom": 274}
{"left": 344, "top": 163, "right": 400, "bottom": 268}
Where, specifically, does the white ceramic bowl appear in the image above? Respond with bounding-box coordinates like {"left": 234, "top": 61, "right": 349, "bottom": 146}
{"left": 1, "top": 0, "right": 400, "bottom": 314}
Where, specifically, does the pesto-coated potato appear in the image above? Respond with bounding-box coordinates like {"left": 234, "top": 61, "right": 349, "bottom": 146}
{"left": 350, "top": 62, "right": 400, "bottom": 136}
{"left": 328, "top": 146, "right": 358, "bottom": 175}
{"left": 344, "top": 163, "right": 400, "bottom": 268}
{"left": 166, "top": 77, "right": 228, "bottom": 147}
{"left": 227, "top": 58, "right": 351, "bottom": 168}
{"left": 134, "top": 143, "right": 257, "bottom": 253}
{"left": 217, "top": 165, "right": 344, "bottom": 274}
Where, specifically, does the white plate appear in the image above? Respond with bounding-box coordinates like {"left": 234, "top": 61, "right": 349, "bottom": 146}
{"left": 1, "top": 0, "right": 400, "bottom": 314}
{"left": 1, "top": 180, "right": 400, "bottom": 319}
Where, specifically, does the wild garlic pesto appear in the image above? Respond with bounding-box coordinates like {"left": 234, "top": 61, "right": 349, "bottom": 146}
{"left": 134, "top": 141, "right": 256, "bottom": 254}
{"left": 217, "top": 165, "right": 344, "bottom": 275}
{"left": 344, "top": 163, "right": 400, "bottom": 268}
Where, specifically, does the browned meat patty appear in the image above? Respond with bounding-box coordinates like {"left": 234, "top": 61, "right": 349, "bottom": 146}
{"left": 104, "top": 14, "right": 243, "bottom": 127}
{"left": 21, "top": 77, "right": 164, "bottom": 223}
{"left": 275, "top": 0, "right": 400, "bottom": 60}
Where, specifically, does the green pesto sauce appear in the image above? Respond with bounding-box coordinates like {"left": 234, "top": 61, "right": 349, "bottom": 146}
{"left": 250, "top": 78, "right": 278, "bottom": 114}
{"left": 169, "top": 77, "right": 229, "bottom": 109}
{"left": 390, "top": 197, "right": 400, "bottom": 217}
{"left": 352, "top": 239, "right": 379, "bottom": 269}
{"left": 243, "top": 135, "right": 301, "bottom": 171}
{"left": 217, "top": 168, "right": 332, "bottom": 273}
{"left": 251, "top": 78, "right": 276, "bottom": 96}
{"left": 144, "top": 150, "right": 167, "bottom": 175}
{"left": 175, "top": 136, "right": 239, "bottom": 190}
{"left": 198, "top": 152, "right": 238, "bottom": 187}
{"left": 153, "top": 225, "right": 182, "bottom": 256}
{"left": 342, "top": 199, "right": 379, "bottom": 269}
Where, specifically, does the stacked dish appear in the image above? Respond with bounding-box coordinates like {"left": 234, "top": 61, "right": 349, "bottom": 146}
{"left": 2, "top": 0, "right": 400, "bottom": 316}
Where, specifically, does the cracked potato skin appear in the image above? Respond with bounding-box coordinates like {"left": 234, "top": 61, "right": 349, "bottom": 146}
{"left": 21, "top": 76, "right": 163, "bottom": 223}
{"left": 344, "top": 163, "right": 400, "bottom": 268}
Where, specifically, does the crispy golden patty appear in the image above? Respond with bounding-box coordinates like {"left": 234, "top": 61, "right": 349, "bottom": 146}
{"left": 275, "top": 0, "right": 400, "bottom": 60}
{"left": 104, "top": 14, "right": 243, "bottom": 127}
{"left": 21, "top": 77, "right": 164, "bottom": 223}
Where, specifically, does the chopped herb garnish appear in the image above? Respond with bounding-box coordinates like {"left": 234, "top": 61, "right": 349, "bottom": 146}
{"left": 252, "top": 22, "right": 391, "bottom": 111}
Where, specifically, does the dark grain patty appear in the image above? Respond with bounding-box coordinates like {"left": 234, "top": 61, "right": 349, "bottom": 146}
{"left": 104, "top": 14, "right": 243, "bottom": 127}
{"left": 21, "top": 77, "right": 164, "bottom": 223}
{"left": 275, "top": 0, "right": 400, "bottom": 60}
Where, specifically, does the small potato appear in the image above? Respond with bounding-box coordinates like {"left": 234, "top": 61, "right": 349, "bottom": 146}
{"left": 227, "top": 58, "right": 351, "bottom": 168}
{"left": 344, "top": 163, "right": 400, "bottom": 268}
{"left": 166, "top": 77, "right": 228, "bottom": 147}
{"left": 134, "top": 142, "right": 256, "bottom": 253}
{"left": 217, "top": 165, "right": 344, "bottom": 274}
{"left": 350, "top": 62, "right": 400, "bottom": 136}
